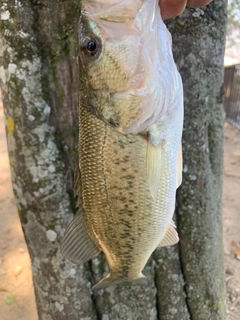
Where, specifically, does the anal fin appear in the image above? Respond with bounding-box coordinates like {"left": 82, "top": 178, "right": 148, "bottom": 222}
{"left": 61, "top": 212, "right": 101, "bottom": 264}
{"left": 158, "top": 221, "right": 179, "bottom": 247}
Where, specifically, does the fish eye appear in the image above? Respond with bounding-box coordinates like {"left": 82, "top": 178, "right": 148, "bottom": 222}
{"left": 80, "top": 36, "right": 100, "bottom": 58}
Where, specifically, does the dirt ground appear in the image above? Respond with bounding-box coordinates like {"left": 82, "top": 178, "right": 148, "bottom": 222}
{"left": 0, "top": 96, "right": 38, "bottom": 319}
{"left": 0, "top": 96, "right": 239, "bottom": 319}
{"left": 223, "top": 122, "right": 240, "bottom": 319}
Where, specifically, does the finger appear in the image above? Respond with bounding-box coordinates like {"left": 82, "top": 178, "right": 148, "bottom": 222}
{"left": 187, "top": 0, "right": 212, "bottom": 7}
{"left": 159, "top": 0, "right": 187, "bottom": 20}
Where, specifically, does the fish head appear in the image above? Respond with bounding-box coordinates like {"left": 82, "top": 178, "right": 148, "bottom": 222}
{"left": 79, "top": 13, "right": 141, "bottom": 92}
{"left": 79, "top": 0, "right": 182, "bottom": 133}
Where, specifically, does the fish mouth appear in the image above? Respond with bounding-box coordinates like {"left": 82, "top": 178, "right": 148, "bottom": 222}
{"left": 98, "top": 13, "right": 135, "bottom": 23}
{"left": 82, "top": 0, "right": 144, "bottom": 22}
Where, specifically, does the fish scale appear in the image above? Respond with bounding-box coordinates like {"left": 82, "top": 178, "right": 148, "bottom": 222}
{"left": 78, "top": 104, "right": 174, "bottom": 281}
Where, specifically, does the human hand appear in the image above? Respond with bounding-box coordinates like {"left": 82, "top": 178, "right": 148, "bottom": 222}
{"left": 159, "top": 0, "right": 212, "bottom": 20}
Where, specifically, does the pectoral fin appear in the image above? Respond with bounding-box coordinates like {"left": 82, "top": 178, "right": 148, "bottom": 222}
{"left": 61, "top": 212, "right": 101, "bottom": 264}
{"left": 176, "top": 142, "right": 182, "bottom": 189}
{"left": 158, "top": 221, "right": 179, "bottom": 247}
{"left": 147, "top": 140, "right": 162, "bottom": 200}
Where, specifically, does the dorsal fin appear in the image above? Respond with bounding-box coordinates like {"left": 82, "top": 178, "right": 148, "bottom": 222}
{"left": 74, "top": 157, "right": 82, "bottom": 208}
{"left": 61, "top": 212, "right": 101, "bottom": 264}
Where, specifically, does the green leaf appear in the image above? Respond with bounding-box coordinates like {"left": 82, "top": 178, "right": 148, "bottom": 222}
{"left": 6, "top": 294, "right": 17, "bottom": 305}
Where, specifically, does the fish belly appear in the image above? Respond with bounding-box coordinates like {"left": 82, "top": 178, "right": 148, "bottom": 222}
{"left": 79, "top": 105, "right": 175, "bottom": 281}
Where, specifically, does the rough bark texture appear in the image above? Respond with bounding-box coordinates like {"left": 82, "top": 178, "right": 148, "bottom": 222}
{"left": 0, "top": 1, "right": 227, "bottom": 319}
{"left": 166, "top": 3, "right": 228, "bottom": 319}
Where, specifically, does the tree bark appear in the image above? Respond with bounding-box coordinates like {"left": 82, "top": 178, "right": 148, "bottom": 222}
{"left": 0, "top": 1, "right": 227, "bottom": 319}
{"left": 165, "top": 3, "right": 228, "bottom": 319}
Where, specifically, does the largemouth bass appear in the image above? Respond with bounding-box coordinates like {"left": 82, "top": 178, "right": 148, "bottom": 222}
{"left": 61, "top": 0, "right": 183, "bottom": 291}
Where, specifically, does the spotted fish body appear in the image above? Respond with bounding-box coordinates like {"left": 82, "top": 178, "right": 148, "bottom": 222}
{"left": 61, "top": 0, "right": 183, "bottom": 290}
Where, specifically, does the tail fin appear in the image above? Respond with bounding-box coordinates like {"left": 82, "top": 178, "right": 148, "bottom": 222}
{"left": 92, "top": 273, "right": 148, "bottom": 291}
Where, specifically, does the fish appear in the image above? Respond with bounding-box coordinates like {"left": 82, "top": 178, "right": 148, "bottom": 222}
{"left": 61, "top": 0, "right": 183, "bottom": 291}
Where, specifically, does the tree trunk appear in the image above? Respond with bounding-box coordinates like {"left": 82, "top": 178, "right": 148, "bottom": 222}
{"left": 0, "top": 1, "right": 227, "bottom": 319}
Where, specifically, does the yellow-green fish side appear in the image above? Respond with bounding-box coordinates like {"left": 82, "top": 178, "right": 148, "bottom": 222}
{"left": 71, "top": 104, "right": 179, "bottom": 290}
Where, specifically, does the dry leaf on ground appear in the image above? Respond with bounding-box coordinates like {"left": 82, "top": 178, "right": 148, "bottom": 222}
{"left": 233, "top": 248, "right": 240, "bottom": 261}
{"left": 13, "top": 266, "right": 23, "bottom": 276}
{"left": 0, "top": 285, "right": 7, "bottom": 291}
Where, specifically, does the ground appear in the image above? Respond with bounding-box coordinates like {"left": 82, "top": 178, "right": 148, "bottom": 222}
{"left": 223, "top": 122, "right": 240, "bottom": 319}
{"left": 0, "top": 95, "right": 38, "bottom": 319}
{"left": 0, "top": 95, "right": 239, "bottom": 319}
